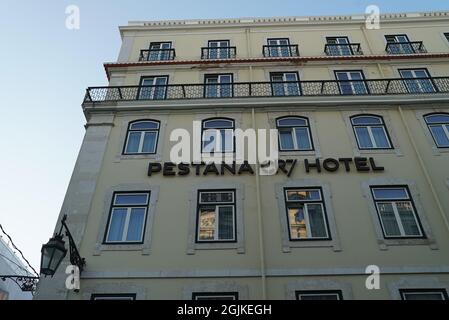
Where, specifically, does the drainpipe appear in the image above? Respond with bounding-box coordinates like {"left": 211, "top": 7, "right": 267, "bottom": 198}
{"left": 398, "top": 106, "right": 449, "bottom": 233}
{"left": 252, "top": 107, "right": 267, "bottom": 299}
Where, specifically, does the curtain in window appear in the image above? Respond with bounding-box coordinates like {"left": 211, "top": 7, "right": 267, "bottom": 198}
{"left": 126, "top": 132, "right": 141, "bottom": 153}
{"left": 396, "top": 202, "right": 420, "bottom": 236}
{"left": 377, "top": 203, "right": 401, "bottom": 236}
{"left": 142, "top": 132, "right": 157, "bottom": 153}
{"left": 355, "top": 127, "right": 373, "bottom": 148}
{"left": 218, "top": 206, "right": 234, "bottom": 240}
{"left": 307, "top": 204, "right": 327, "bottom": 238}
{"left": 295, "top": 127, "right": 311, "bottom": 150}
{"left": 126, "top": 208, "right": 145, "bottom": 241}
{"left": 107, "top": 209, "right": 127, "bottom": 241}
{"left": 279, "top": 130, "right": 294, "bottom": 150}
{"left": 371, "top": 127, "right": 390, "bottom": 148}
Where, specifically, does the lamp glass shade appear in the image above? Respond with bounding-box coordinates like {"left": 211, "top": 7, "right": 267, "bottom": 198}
{"left": 40, "top": 235, "right": 67, "bottom": 276}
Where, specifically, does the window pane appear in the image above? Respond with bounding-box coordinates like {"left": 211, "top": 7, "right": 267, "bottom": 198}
{"left": 373, "top": 188, "right": 408, "bottom": 200}
{"left": 351, "top": 116, "right": 382, "bottom": 125}
{"left": 203, "top": 119, "right": 233, "bottom": 128}
{"left": 295, "top": 127, "right": 312, "bottom": 150}
{"left": 277, "top": 117, "right": 307, "bottom": 127}
{"left": 198, "top": 207, "right": 216, "bottom": 240}
{"left": 299, "top": 294, "right": 340, "bottom": 300}
{"left": 130, "top": 121, "right": 159, "bottom": 130}
{"left": 307, "top": 204, "right": 328, "bottom": 238}
{"left": 377, "top": 203, "right": 401, "bottom": 236}
{"left": 202, "top": 130, "right": 217, "bottom": 152}
{"left": 286, "top": 190, "right": 321, "bottom": 201}
{"left": 403, "top": 292, "right": 445, "bottom": 300}
{"left": 355, "top": 127, "right": 373, "bottom": 148}
{"left": 279, "top": 130, "right": 294, "bottom": 150}
{"left": 115, "top": 194, "right": 148, "bottom": 205}
{"left": 107, "top": 208, "right": 127, "bottom": 242}
{"left": 126, "top": 208, "right": 146, "bottom": 241}
{"left": 221, "top": 129, "right": 233, "bottom": 152}
{"left": 218, "top": 206, "right": 234, "bottom": 240}
{"left": 200, "top": 192, "right": 233, "bottom": 203}
{"left": 126, "top": 132, "right": 141, "bottom": 153}
{"left": 142, "top": 132, "right": 157, "bottom": 153}
{"left": 396, "top": 202, "right": 421, "bottom": 236}
{"left": 272, "top": 82, "right": 285, "bottom": 96}
{"left": 430, "top": 125, "right": 449, "bottom": 147}
{"left": 371, "top": 127, "right": 390, "bottom": 148}
{"left": 425, "top": 114, "right": 449, "bottom": 124}
{"left": 288, "top": 206, "right": 307, "bottom": 239}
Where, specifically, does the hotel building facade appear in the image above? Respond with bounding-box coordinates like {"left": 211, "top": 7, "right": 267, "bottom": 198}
{"left": 36, "top": 11, "right": 449, "bottom": 300}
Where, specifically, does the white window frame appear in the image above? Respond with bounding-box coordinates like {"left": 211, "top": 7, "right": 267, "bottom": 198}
{"left": 267, "top": 38, "right": 291, "bottom": 57}
{"left": 277, "top": 117, "right": 313, "bottom": 151}
{"left": 385, "top": 34, "right": 414, "bottom": 54}
{"left": 202, "top": 118, "right": 234, "bottom": 153}
{"left": 148, "top": 42, "right": 172, "bottom": 61}
{"left": 139, "top": 76, "right": 168, "bottom": 100}
{"left": 124, "top": 121, "right": 159, "bottom": 155}
{"left": 270, "top": 72, "right": 300, "bottom": 96}
{"left": 371, "top": 187, "right": 424, "bottom": 238}
{"left": 197, "top": 191, "right": 236, "bottom": 242}
{"left": 424, "top": 113, "right": 449, "bottom": 148}
{"left": 204, "top": 74, "right": 233, "bottom": 98}
{"left": 207, "top": 40, "right": 231, "bottom": 59}
{"left": 335, "top": 71, "right": 368, "bottom": 95}
{"left": 326, "top": 36, "right": 352, "bottom": 56}
{"left": 399, "top": 69, "right": 435, "bottom": 93}
{"left": 351, "top": 115, "right": 392, "bottom": 150}
{"left": 284, "top": 188, "right": 330, "bottom": 240}
{"left": 105, "top": 193, "right": 150, "bottom": 244}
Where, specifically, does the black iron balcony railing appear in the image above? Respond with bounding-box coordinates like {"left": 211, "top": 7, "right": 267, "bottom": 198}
{"left": 324, "top": 43, "right": 363, "bottom": 56}
{"left": 139, "top": 48, "right": 176, "bottom": 61}
{"left": 201, "top": 46, "right": 237, "bottom": 59}
{"left": 262, "top": 45, "right": 300, "bottom": 57}
{"left": 83, "top": 77, "right": 449, "bottom": 103}
{"left": 385, "top": 41, "right": 427, "bottom": 54}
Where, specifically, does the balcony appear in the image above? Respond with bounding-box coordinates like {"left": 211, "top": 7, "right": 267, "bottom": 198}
{"left": 262, "top": 45, "right": 299, "bottom": 57}
{"left": 385, "top": 41, "right": 427, "bottom": 54}
{"left": 324, "top": 43, "right": 363, "bottom": 56}
{"left": 139, "top": 48, "right": 176, "bottom": 61}
{"left": 201, "top": 46, "right": 237, "bottom": 59}
{"left": 83, "top": 77, "right": 449, "bottom": 104}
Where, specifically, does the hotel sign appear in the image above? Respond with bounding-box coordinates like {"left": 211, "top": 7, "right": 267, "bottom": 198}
{"left": 148, "top": 157, "right": 384, "bottom": 177}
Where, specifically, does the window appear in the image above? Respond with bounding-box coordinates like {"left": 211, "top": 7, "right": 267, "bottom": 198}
{"left": 277, "top": 117, "right": 313, "bottom": 151}
{"left": 204, "top": 74, "right": 233, "bottom": 98}
{"left": 91, "top": 294, "right": 136, "bottom": 300}
{"left": 399, "top": 69, "right": 436, "bottom": 93}
{"left": 370, "top": 186, "right": 424, "bottom": 238}
{"left": 196, "top": 190, "right": 236, "bottom": 242}
{"left": 207, "top": 40, "right": 231, "bottom": 59}
{"left": 335, "top": 71, "right": 368, "bottom": 95}
{"left": 284, "top": 188, "right": 330, "bottom": 240}
{"left": 266, "top": 38, "right": 292, "bottom": 57}
{"left": 400, "top": 289, "right": 448, "bottom": 300}
{"left": 138, "top": 76, "right": 168, "bottom": 100}
{"left": 351, "top": 115, "right": 392, "bottom": 150}
{"left": 202, "top": 118, "right": 234, "bottom": 153}
{"left": 104, "top": 192, "right": 150, "bottom": 244}
{"left": 270, "top": 72, "right": 300, "bottom": 96}
{"left": 385, "top": 34, "right": 414, "bottom": 54}
{"left": 296, "top": 290, "right": 343, "bottom": 300}
{"left": 192, "top": 292, "right": 238, "bottom": 300}
{"left": 148, "top": 42, "right": 172, "bottom": 61}
{"left": 424, "top": 113, "right": 449, "bottom": 148}
{"left": 326, "top": 37, "right": 352, "bottom": 56}
{"left": 445, "top": 33, "right": 449, "bottom": 43}
{"left": 123, "top": 120, "right": 159, "bottom": 154}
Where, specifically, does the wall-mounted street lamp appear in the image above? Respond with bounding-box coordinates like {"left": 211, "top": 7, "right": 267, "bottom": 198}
{"left": 1, "top": 215, "right": 86, "bottom": 293}
{"left": 40, "top": 214, "right": 86, "bottom": 277}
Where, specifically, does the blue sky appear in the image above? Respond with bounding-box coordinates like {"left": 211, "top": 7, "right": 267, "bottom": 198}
{"left": 0, "top": 0, "right": 448, "bottom": 271}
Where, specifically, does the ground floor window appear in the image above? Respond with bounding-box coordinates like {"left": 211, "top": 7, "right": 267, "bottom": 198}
{"left": 91, "top": 293, "right": 136, "bottom": 300}
{"left": 192, "top": 292, "right": 238, "bottom": 300}
{"left": 400, "top": 289, "right": 448, "bottom": 300}
{"left": 295, "top": 290, "right": 343, "bottom": 300}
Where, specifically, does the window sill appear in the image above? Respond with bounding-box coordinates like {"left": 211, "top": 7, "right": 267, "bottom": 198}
{"left": 187, "top": 242, "right": 245, "bottom": 254}
{"left": 93, "top": 243, "right": 151, "bottom": 255}
{"left": 378, "top": 238, "right": 438, "bottom": 250}
{"left": 114, "top": 154, "right": 162, "bottom": 162}
{"left": 283, "top": 239, "right": 341, "bottom": 252}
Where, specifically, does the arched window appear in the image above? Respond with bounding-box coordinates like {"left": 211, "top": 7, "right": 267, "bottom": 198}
{"left": 276, "top": 117, "right": 313, "bottom": 151}
{"left": 350, "top": 115, "right": 392, "bottom": 150}
{"left": 424, "top": 113, "right": 449, "bottom": 148}
{"left": 202, "top": 118, "right": 234, "bottom": 153}
{"left": 123, "top": 120, "right": 160, "bottom": 154}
